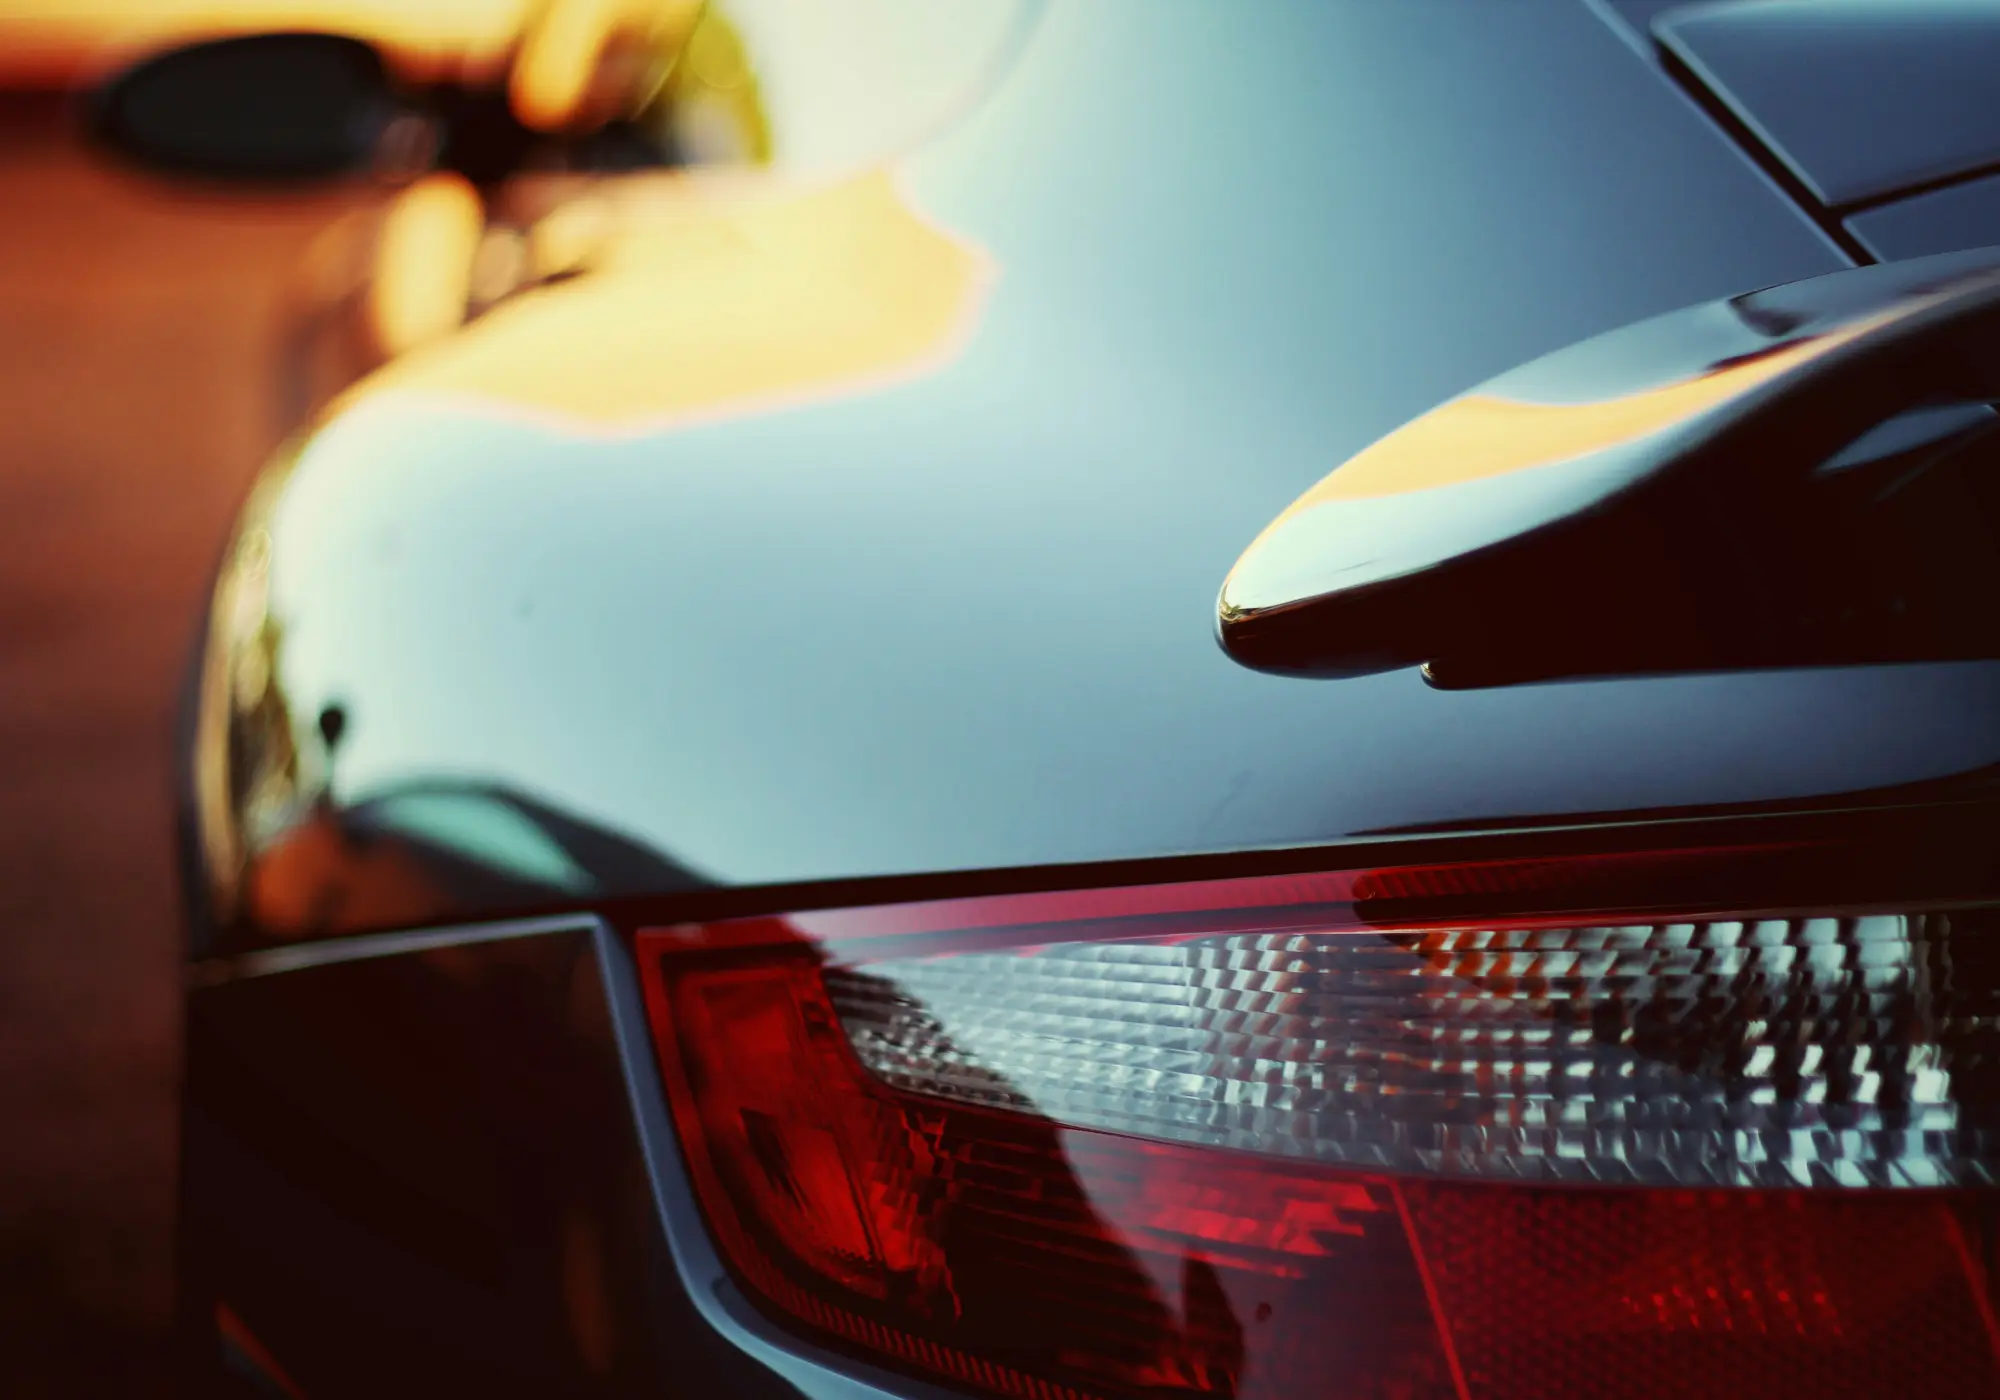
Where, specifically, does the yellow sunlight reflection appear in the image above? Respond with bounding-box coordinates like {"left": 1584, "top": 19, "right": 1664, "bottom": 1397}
{"left": 351, "top": 170, "right": 990, "bottom": 434}
{"left": 510, "top": 0, "right": 701, "bottom": 132}
{"left": 1279, "top": 307, "right": 1911, "bottom": 515}
{"left": 368, "top": 172, "right": 485, "bottom": 354}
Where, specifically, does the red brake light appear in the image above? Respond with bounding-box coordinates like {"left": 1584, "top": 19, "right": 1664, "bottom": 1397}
{"left": 638, "top": 849, "right": 2000, "bottom": 1399}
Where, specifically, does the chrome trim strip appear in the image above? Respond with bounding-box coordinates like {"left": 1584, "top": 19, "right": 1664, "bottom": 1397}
{"left": 190, "top": 913, "right": 598, "bottom": 985}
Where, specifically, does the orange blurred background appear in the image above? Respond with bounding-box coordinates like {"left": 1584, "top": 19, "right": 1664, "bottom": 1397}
{"left": 0, "top": 5, "right": 393, "bottom": 1382}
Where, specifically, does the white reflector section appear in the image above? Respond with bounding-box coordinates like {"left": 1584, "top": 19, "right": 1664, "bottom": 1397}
{"left": 829, "top": 913, "right": 2000, "bottom": 1188}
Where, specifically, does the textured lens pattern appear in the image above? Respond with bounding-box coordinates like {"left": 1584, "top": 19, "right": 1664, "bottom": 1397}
{"left": 831, "top": 911, "right": 2000, "bottom": 1187}
{"left": 1400, "top": 1185, "right": 2000, "bottom": 1400}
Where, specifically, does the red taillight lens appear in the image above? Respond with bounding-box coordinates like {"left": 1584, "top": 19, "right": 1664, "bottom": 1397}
{"left": 639, "top": 854, "right": 2000, "bottom": 1399}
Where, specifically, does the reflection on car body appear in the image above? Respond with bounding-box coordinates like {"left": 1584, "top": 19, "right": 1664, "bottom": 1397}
{"left": 77, "top": 2, "right": 2000, "bottom": 1396}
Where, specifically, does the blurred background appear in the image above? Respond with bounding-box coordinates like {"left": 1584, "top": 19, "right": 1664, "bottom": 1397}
{"left": 0, "top": 3, "right": 1032, "bottom": 1392}
{"left": 1, "top": 28, "right": 365, "bottom": 1399}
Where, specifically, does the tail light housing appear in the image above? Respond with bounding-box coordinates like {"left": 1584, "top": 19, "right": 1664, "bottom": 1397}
{"left": 638, "top": 837, "right": 2000, "bottom": 1399}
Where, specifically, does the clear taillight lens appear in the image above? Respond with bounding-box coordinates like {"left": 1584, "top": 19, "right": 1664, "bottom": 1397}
{"left": 639, "top": 848, "right": 2000, "bottom": 1399}
{"left": 835, "top": 911, "right": 1992, "bottom": 1189}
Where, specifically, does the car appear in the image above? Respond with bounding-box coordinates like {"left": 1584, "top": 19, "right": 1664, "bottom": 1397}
{"left": 87, "top": 1, "right": 2000, "bottom": 1395}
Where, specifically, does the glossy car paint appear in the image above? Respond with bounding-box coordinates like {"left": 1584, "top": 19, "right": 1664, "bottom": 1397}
{"left": 1657, "top": 0, "right": 2000, "bottom": 209}
{"left": 189, "top": 0, "right": 2000, "bottom": 955}
{"left": 174, "top": 3, "right": 2000, "bottom": 1396}
{"left": 1851, "top": 173, "right": 2000, "bottom": 262}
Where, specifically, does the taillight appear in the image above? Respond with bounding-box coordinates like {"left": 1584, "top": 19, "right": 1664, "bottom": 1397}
{"left": 637, "top": 844, "right": 2000, "bottom": 1399}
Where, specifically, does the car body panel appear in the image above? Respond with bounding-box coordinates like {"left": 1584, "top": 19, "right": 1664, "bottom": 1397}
{"left": 180, "top": 920, "right": 781, "bottom": 1398}
{"left": 1657, "top": 0, "right": 2000, "bottom": 210}
{"left": 190, "top": 0, "right": 2000, "bottom": 948}
{"left": 166, "top": 4, "right": 2000, "bottom": 1396}
{"left": 1850, "top": 173, "right": 2000, "bottom": 262}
